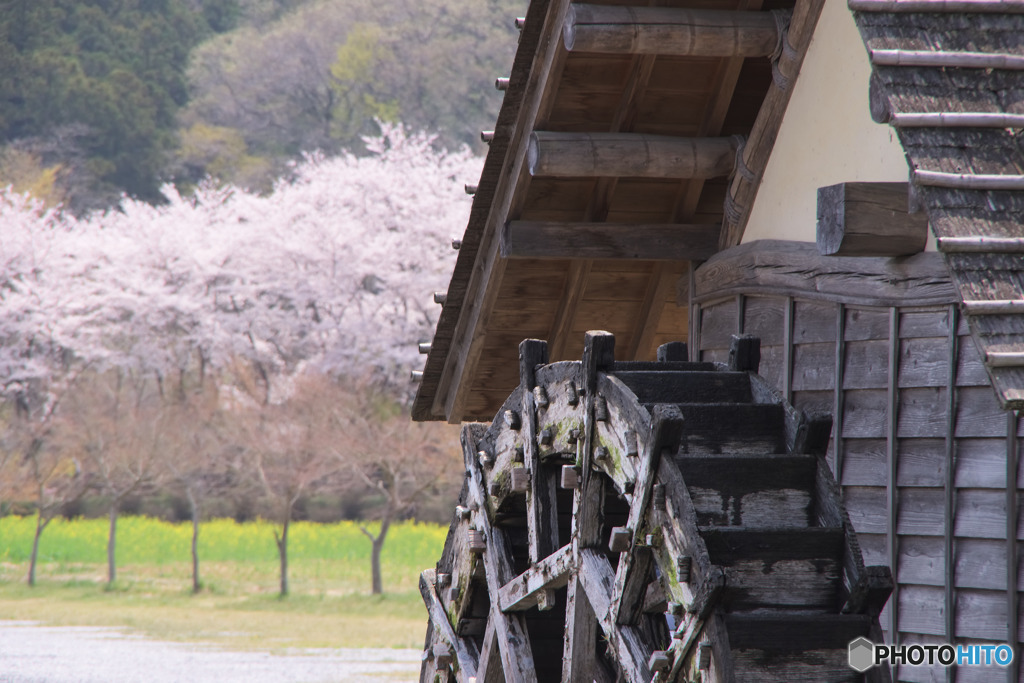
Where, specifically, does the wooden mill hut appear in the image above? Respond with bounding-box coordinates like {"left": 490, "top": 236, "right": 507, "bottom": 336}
{"left": 413, "top": 0, "right": 1024, "bottom": 681}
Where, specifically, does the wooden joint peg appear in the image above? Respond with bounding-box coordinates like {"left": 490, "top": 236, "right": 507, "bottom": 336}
{"left": 594, "top": 395, "right": 609, "bottom": 421}
{"left": 652, "top": 484, "right": 666, "bottom": 510}
{"left": 609, "top": 526, "right": 632, "bottom": 553}
{"left": 455, "top": 505, "right": 471, "bottom": 521}
{"left": 433, "top": 642, "right": 453, "bottom": 670}
{"left": 468, "top": 528, "right": 487, "bottom": 554}
{"left": 566, "top": 380, "right": 579, "bottom": 406}
{"left": 538, "top": 427, "right": 554, "bottom": 446}
{"left": 676, "top": 555, "right": 692, "bottom": 583}
{"left": 537, "top": 588, "right": 556, "bottom": 611}
{"left": 448, "top": 584, "right": 460, "bottom": 602}
{"left": 560, "top": 465, "right": 581, "bottom": 489}
{"left": 511, "top": 467, "right": 530, "bottom": 493}
{"left": 477, "top": 449, "right": 494, "bottom": 468}
{"left": 437, "top": 572, "right": 451, "bottom": 588}
{"left": 728, "top": 334, "right": 761, "bottom": 373}
{"left": 594, "top": 446, "right": 610, "bottom": 463}
{"left": 533, "top": 385, "right": 549, "bottom": 408}
{"left": 625, "top": 429, "right": 638, "bottom": 458}
{"left": 504, "top": 409, "right": 521, "bottom": 430}
{"left": 648, "top": 651, "right": 671, "bottom": 673}
{"left": 697, "top": 643, "right": 713, "bottom": 670}
{"left": 489, "top": 481, "right": 502, "bottom": 497}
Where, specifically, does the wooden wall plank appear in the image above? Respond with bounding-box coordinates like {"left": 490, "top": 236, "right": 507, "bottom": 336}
{"left": 956, "top": 538, "right": 1008, "bottom": 591}
{"left": 845, "top": 486, "right": 888, "bottom": 535}
{"left": 843, "top": 340, "right": 891, "bottom": 389}
{"left": 791, "top": 343, "right": 836, "bottom": 391}
{"left": 698, "top": 299, "right": 737, "bottom": 349}
{"left": 956, "top": 439, "right": 1009, "bottom": 489}
{"left": 742, "top": 296, "right": 785, "bottom": 344}
{"left": 897, "top": 387, "right": 948, "bottom": 439}
{"left": 895, "top": 633, "right": 946, "bottom": 683}
{"left": 900, "top": 308, "right": 953, "bottom": 340}
{"left": 755, "top": 345, "right": 784, "bottom": 392}
{"left": 896, "top": 439, "right": 946, "bottom": 487}
{"left": 791, "top": 389, "right": 833, "bottom": 415}
{"left": 843, "top": 389, "right": 889, "bottom": 439}
{"left": 954, "top": 489, "right": 1007, "bottom": 540}
{"left": 955, "top": 387, "right": 1011, "bottom": 438}
{"left": 898, "top": 535, "right": 945, "bottom": 587}
{"left": 897, "top": 488, "right": 945, "bottom": 536}
{"left": 899, "top": 337, "right": 951, "bottom": 389}
{"left": 899, "top": 584, "right": 947, "bottom": 636}
{"left": 793, "top": 300, "right": 837, "bottom": 344}
{"left": 841, "top": 439, "right": 887, "bottom": 487}
{"left": 858, "top": 532, "right": 889, "bottom": 568}
{"left": 955, "top": 589, "right": 1009, "bottom": 640}
{"left": 958, "top": 337, "right": 991, "bottom": 387}
{"left": 845, "top": 308, "right": 892, "bottom": 341}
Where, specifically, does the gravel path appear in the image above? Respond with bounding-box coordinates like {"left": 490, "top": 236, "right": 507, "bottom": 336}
{"left": 0, "top": 621, "right": 420, "bottom": 683}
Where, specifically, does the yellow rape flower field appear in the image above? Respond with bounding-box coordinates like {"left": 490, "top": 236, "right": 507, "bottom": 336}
{"left": 0, "top": 516, "right": 447, "bottom": 651}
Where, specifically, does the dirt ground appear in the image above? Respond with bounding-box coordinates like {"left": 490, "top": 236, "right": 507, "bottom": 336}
{"left": 0, "top": 621, "right": 420, "bottom": 683}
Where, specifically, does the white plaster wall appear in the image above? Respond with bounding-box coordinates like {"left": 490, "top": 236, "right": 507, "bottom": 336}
{"left": 740, "top": 0, "right": 930, "bottom": 247}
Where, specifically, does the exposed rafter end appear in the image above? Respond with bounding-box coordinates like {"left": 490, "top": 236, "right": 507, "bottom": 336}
{"left": 962, "top": 300, "right": 1024, "bottom": 315}
{"left": 986, "top": 351, "right": 1024, "bottom": 368}
{"left": 501, "top": 221, "right": 720, "bottom": 261}
{"left": 937, "top": 236, "right": 1024, "bottom": 253}
{"left": 914, "top": 169, "right": 1024, "bottom": 191}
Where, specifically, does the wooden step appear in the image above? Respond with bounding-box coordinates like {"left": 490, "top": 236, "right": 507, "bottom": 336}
{"left": 672, "top": 403, "right": 785, "bottom": 455}
{"left": 614, "top": 370, "right": 752, "bottom": 404}
{"left": 703, "top": 528, "right": 844, "bottom": 611}
{"left": 727, "top": 614, "right": 871, "bottom": 683}
{"left": 678, "top": 454, "right": 816, "bottom": 528}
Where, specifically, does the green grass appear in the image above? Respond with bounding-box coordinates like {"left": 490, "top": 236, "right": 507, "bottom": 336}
{"left": 0, "top": 516, "right": 446, "bottom": 650}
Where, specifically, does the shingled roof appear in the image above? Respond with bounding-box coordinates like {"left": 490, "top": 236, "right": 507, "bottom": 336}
{"left": 850, "top": 0, "right": 1024, "bottom": 409}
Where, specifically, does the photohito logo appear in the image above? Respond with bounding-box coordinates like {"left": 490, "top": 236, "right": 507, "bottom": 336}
{"left": 848, "top": 638, "right": 1015, "bottom": 672}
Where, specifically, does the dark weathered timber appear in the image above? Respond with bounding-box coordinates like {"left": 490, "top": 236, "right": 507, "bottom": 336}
{"left": 657, "top": 341, "right": 689, "bottom": 362}
{"left": 694, "top": 241, "right": 956, "bottom": 307}
{"left": 841, "top": 564, "right": 894, "bottom": 617}
{"left": 816, "top": 182, "right": 929, "bottom": 257}
{"left": 520, "top": 339, "right": 559, "bottom": 563}
{"left": 725, "top": 613, "right": 873, "bottom": 651}
{"left": 728, "top": 334, "right": 761, "bottom": 373}
{"left": 610, "top": 360, "right": 716, "bottom": 372}
{"left": 500, "top": 221, "right": 720, "bottom": 261}
{"left": 674, "top": 402, "right": 785, "bottom": 455}
{"left": 701, "top": 527, "right": 844, "bottom": 565}
{"left": 613, "top": 370, "right": 751, "bottom": 404}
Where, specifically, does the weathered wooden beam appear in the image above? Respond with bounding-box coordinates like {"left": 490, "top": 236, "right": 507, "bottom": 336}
{"left": 563, "top": 5, "right": 781, "bottom": 57}
{"left": 499, "top": 543, "right": 574, "bottom": 612}
{"left": 937, "top": 236, "right": 1024, "bottom": 253}
{"left": 890, "top": 112, "right": 1024, "bottom": 128}
{"left": 528, "top": 132, "right": 738, "bottom": 179}
{"left": 562, "top": 576, "right": 600, "bottom": 682}
{"left": 915, "top": 169, "right": 1024, "bottom": 190}
{"left": 613, "top": 406, "right": 685, "bottom": 626}
{"left": 419, "top": 569, "right": 479, "bottom": 680}
{"left": 520, "top": 340, "right": 559, "bottom": 563}
{"left": 476, "top": 615, "right": 502, "bottom": 683}
{"left": 816, "top": 182, "right": 928, "bottom": 257}
{"left": 460, "top": 425, "right": 538, "bottom": 683}
{"left": 871, "top": 48, "right": 1024, "bottom": 70}
{"left": 579, "top": 549, "right": 653, "bottom": 682}
{"left": 962, "top": 300, "right": 1024, "bottom": 315}
{"left": 501, "top": 221, "right": 720, "bottom": 261}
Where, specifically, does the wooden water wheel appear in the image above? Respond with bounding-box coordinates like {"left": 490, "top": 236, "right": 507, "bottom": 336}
{"left": 419, "top": 331, "right": 893, "bottom": 682}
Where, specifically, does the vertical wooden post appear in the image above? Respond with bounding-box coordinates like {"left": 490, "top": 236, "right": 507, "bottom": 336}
{"left": 886, "top": 307, "right": 900, "bottom": 663}
{"left": 689, "top": 265, "right": 701, "bottom": 362}
{"left": 783, "top": 297, "right": 794, "bottom": 403}
{"left": 833, "top": 304, "right": 846, "bottom": 482}
{"left": 944, "top": 304, "right": 959, "bottom": 683}
{"left": 520, "top": 339, "right": 558, "bottom": 562}
{"left": 736, "top": 294, "right": 745, "bottom": 335}
{"left": 1007, "top": 410, "right": 1019, "bottom": 683}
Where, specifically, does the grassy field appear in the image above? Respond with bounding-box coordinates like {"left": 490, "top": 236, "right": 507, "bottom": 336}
{"left": 0, "top": 516, "right": 446, "bottom": 651}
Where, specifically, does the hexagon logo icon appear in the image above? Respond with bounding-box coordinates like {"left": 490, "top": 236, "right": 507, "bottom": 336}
{"left": 848, "top": 637, "right": 875, "bottom": 673}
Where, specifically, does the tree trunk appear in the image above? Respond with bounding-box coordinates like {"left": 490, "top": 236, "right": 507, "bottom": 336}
{"left": 369, "top": 504, "right": 393, "bottom": 595}
{"left": 275, "top": 515, "right": 290, "bottom": 597}
{"left": 27, "top": 512, "right": 50, "bottom": 587}
{"left": 188, "top": 488, "right": 201, "bottom": 594}
{"left": 107, "top": 502, "right": 119, "bottom": 587}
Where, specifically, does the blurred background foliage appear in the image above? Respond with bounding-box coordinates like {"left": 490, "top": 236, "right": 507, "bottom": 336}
{"left": 0, "top": 0, "right": 524, "bottom": 213}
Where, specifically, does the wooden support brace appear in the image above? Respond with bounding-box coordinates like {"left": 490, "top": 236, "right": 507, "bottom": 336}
{"left": 564, "top": 4, "right": 781, "bottom": 57}
{"left": 499, "top": 543, "right": 575, "bottom": 612}
{"left": 501, "top": 220, "right": 720, "bottom": 261}
{"left": 816, "top": 182, "right": 928, "bottom": 256}
{"left": 520, "top": 339, "right": 559, "bottom": 563}
{"left": 528, "top": 132, "right": 738, "bottom": 179}
{"left": 420, "top": 569, "right": 479, "bottom": 681}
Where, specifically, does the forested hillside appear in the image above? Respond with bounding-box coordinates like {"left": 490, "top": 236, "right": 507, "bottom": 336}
{"left": 0, "top": 0, "right": 524, "bottom": 212}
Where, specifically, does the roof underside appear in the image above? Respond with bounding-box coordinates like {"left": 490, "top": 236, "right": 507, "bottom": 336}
{"left": 414, "top": 0, "right": 812, "bottom": 422}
